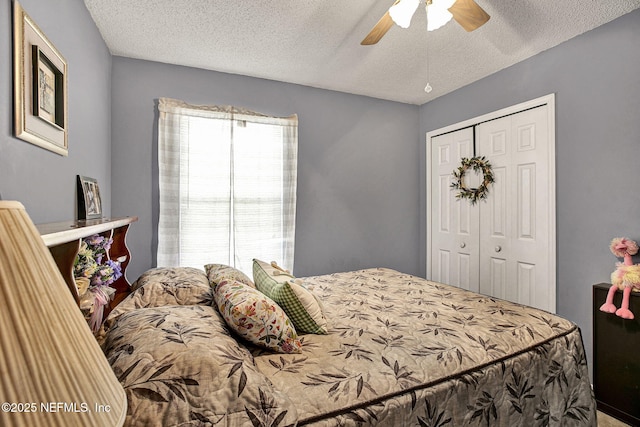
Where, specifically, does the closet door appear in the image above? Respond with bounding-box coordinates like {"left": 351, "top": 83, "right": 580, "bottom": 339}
{"left": 477, "top": 105, "right": 553, "bottom": 312}
{"left": 429, "top": 127, "right": 480, "bottom": 292}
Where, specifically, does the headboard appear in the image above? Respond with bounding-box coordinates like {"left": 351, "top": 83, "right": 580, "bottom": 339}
{"left": 36, "top": 216, "right": 138, "bottom": 319}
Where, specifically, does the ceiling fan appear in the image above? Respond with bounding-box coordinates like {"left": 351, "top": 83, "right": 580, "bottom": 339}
{"left": 361, "top": 0, "right": 490, "bottom": 45}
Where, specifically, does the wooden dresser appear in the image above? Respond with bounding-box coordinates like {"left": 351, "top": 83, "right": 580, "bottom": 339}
{"left": 592, "top": 283, "right": 640, "bottom": 425}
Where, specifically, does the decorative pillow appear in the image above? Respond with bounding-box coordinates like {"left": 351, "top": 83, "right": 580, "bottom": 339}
{"left": 252, "top": 259, "right": 328, "bottom": 334}
{"left": 204, "top": 263, "right": 255, "bottom": 289}
{"left": 213, "top": 279, "right": 302, "bottom": 354}
{"left": 105, "top": 267, "right": 212, "bottom": 329}
{"left": 131, "top": 266, "right": 209, "bottom": 291}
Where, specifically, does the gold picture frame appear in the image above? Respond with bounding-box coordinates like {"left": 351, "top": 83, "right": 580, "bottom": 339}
{"left": 13, "top": 0, "right": 68, "bottom": 156}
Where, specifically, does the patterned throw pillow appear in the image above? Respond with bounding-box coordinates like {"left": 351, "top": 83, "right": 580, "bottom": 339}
{"left": 212, "top": 279, "right": 302, "bottom": 354}
{"left": 205, "top": 263, "right": 255, "bottom": 289}
{"left": 131, "top": 266, "right": 209, "bottom": 291}
{"left": 252, "top": 259, "right": 328, "bottom": 334}
{"left": 105, "top": 267, "right": 212, "bottom": 330}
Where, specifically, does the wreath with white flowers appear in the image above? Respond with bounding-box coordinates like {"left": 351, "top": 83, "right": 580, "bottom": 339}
{"left": 450, "top": 156, "right": 495, "bottom": 205}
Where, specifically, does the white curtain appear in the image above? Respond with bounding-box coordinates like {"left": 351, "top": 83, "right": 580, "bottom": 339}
{"left": 157, "top": 98, "right": 298, "bottom": 275}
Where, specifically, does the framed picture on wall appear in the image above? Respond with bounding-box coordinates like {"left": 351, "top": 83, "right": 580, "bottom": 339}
{"left": 13, "top": 1, "right": 68, "bottom": 156}
{"left": 77, "top": 175, "right": 103, "bottom": 220}
{"left": 32, "top": 46, "right": 65, "bottom": 129}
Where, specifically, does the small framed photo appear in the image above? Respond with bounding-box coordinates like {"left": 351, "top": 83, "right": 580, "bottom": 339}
{"left": 13, "top": 1, "right": 68, "bottom": 156}
{"left": 77, "top": 175, "right": 103, "bottom": 220}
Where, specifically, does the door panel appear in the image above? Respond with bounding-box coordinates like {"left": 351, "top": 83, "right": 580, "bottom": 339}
{"left": 438, "top": 175, "right": 450, "bottom": 233}
{"left": 517, "top": 163, "right": 535, "bottom": 240}
{"left": 487, "top": 257, "right": 506, "bottom": 298}
{"left": 516, "top": 262, "right": 535, "bottom": 305}
{"left": 477, "top": 105, "right": 551, "bottom": 311}
{"left": 489, "top": 166, "right": 507, "bottom": 239}
{"left": 437, "top": 250, "right": 450, "bottom": 283}
{"left": 430, "top": 127, "right": 479, "bottom": 292}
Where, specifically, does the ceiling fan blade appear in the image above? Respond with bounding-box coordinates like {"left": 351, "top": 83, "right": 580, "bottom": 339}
{"left": 361, "top": 11, "right": 394, "bottom": 45}
{"left": 448, "top": 0, "right": 490, "bottom": 32}
{"left": 361, "top": 1, "right": 400, "bottom": 45}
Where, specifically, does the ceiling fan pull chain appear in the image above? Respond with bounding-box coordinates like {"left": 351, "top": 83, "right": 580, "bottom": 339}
{"left": 424, "top": 4, "right": 433, "bottom": 93}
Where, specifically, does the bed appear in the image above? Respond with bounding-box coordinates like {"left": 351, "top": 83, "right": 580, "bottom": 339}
{"left": 101, "top": 264, "right": 596, "bottom": 426}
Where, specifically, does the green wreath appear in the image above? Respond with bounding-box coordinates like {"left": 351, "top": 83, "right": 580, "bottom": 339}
{"left": 450, "top": 156, "right": 495, "bottom": 205}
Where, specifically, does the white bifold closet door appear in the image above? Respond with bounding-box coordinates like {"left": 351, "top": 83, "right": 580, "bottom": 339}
{"left": 428, "top": 100, "right": 555, "bottom": 313}
{"left": 430, "top": 127, "right": 480, "bottom": 293}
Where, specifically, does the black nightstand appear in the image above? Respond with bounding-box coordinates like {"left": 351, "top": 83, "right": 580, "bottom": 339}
{"left": 593, "top": 283, "right": 640, "bottom": 425}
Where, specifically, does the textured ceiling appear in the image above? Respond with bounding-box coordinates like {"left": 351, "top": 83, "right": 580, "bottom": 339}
{"left": 84, "top": 0, "right": 640, "bottom": 105}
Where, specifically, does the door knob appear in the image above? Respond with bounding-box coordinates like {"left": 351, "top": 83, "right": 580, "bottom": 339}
{"left": 460, "top": 242, "right": 466, "bottom": 248}
{"left": 495, "top": 246, "right": 502, "bottom": 252}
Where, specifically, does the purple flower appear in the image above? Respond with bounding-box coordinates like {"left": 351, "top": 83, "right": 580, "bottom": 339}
{"left": 86, "top": 235, "right": 105, "bottom": 246}
{"left": 84, "top": 234, "right": 113, "bottom": 257}
{"left": 106, "top": 259, "right": 123, "bottom": 281}
{"left": 89, "top": 260, "right": 122, "bottom": 287}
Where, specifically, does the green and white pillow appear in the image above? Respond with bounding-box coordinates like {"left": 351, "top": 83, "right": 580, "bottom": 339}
{"left": 252, "top": 259, "right": 328, "bottom": 334}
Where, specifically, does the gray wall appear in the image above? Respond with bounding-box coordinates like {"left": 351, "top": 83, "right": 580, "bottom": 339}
{"left": 110, "top": 58, "right": 420, "bottom": 281}
{"left": 0, "top": 0, "right": 112, "bottom": 224}
{"left": 419, "top": 9, "right": 640, "bottom": 371}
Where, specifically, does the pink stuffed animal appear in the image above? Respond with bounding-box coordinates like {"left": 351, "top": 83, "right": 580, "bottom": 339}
{"left": 600, "top": 237, "right": 640, "bottom": 319}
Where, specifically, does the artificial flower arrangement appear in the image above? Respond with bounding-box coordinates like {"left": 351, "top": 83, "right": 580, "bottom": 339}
{"left": 73, "top": 234, "right": 122, "bottom": 332}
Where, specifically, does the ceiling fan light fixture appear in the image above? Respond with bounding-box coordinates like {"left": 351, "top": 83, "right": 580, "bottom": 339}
{"left": 426, "top": 0, "right": 455, "bottom": 31}
{"left": 389, "top": 0, "right": 420, "bottom": 29}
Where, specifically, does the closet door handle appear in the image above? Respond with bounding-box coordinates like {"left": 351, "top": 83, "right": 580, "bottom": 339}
{"left": 460, "top": 242, "right": 466, "bottom": 249}
{"left": 495, "top": 246, "right": 502, "bottom": 253}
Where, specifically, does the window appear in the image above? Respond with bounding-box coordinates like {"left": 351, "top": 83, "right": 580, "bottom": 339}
{"left": 157, "top": 98, "right": 297, "bottom": 275}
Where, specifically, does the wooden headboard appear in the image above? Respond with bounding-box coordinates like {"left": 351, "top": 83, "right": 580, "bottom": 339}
{"left": 36, "top": 216, "right": 138, "bottom": 309}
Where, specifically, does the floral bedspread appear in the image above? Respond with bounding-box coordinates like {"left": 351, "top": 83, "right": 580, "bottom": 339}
{"left": 103, "top": 267, "right": 596, "bottom": 426}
